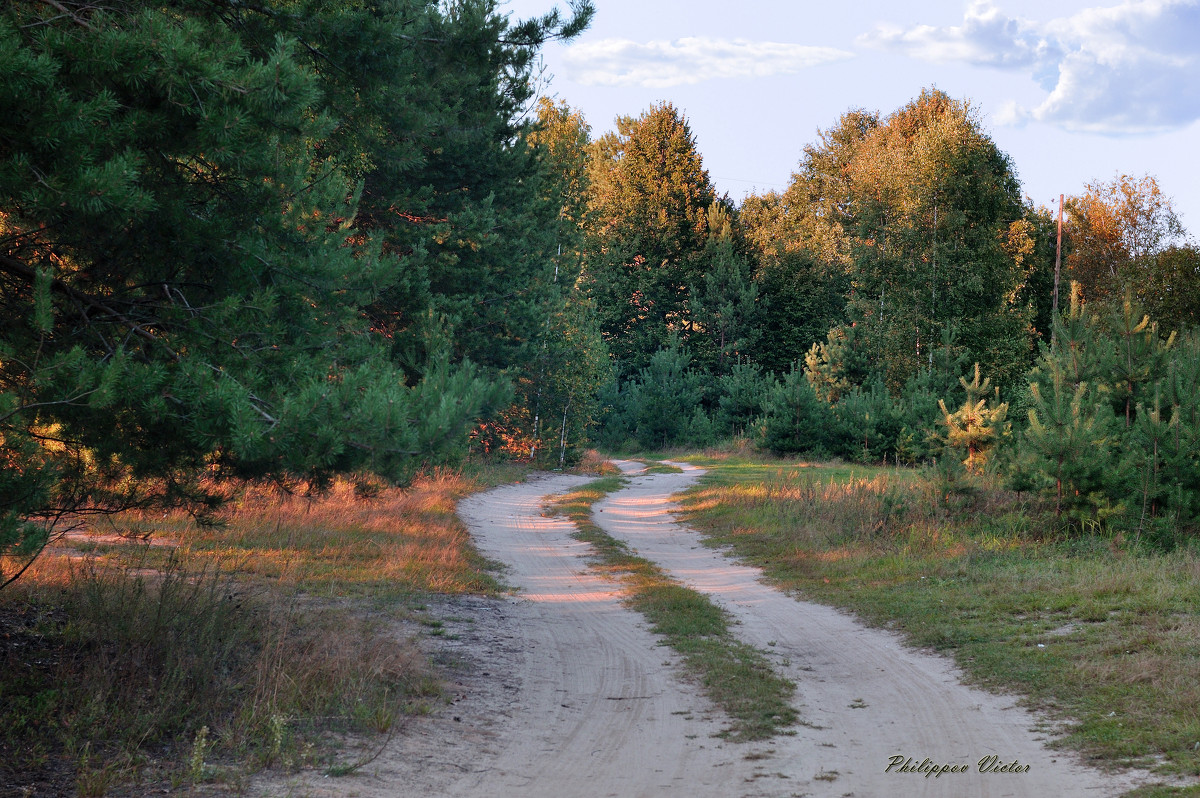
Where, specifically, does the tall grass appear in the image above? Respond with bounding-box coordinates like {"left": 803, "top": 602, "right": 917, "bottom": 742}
{"left": 0, "top": 551, "right": 440, "bottom": 795}
{"left": 676, "top": 457, "right": 1200, "bottom": 784}
{"left": 2, "top": 463, "right": 527, "bottom": 795}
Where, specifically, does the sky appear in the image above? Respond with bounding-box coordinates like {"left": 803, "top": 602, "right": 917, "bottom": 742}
{"left": 501, "top": 0, "right": 1200, "bottom": 233}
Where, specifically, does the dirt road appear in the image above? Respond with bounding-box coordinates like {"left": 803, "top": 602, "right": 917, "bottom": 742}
{"left": 589, "top": 461, "right": 1148, "bottom": 797}
{"left": 256, "top": 463, "right": 1156, "bottom": 797}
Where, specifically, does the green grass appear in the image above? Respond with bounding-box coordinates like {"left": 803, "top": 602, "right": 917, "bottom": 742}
{"left": 674, "top": 454, "right": 1200, "bottom": 787}
{"left": 552, "top": 475, "right": 797, "bottom": 741}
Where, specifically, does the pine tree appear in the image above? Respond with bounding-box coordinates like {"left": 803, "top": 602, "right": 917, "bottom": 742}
{"left": 0, "top": 0, "right": 593, "bottom": 584}
{"left": 625, "top": 340, "right": 706, "bottom": 449}
{"left": 759, "top": 366, "right": 839, "bottom": 456}
{"left": 1102, "top": 292, "right": 1175, "bottom": 428}
{"left": 804, "top": 325, "right": 872, "bottom": 404}
{"left": 714, "top": 360, "right": 772, "bottom": 438}
{"left": 938, "top": 364, "right": 1009, "bottom": 473}
{"left": 1022, "top": 372, "right": 1122, "bottom": 520}
{"left": 835, "top": 380, "right": 902, "bottom": 464}
{"left": 1159, "top": 331, "right": 1200, "bottom": 525}
{"left": 688, "top": 203, "right": 761, "bottom": 374}
{"left": 1016, "top": 288, "right": 1124, "bottom": 520}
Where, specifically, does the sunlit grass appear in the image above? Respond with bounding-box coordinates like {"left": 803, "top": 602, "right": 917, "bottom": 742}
{"left": 85, "top": 464, "right": 531, "bottom": 599}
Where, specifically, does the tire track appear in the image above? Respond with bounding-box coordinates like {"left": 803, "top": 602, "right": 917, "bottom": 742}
{"left": 440, "top": 473, "right": 774, "bottom": 797}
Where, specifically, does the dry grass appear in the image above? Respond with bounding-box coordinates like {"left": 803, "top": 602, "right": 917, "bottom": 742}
{"left": 2, "top": 461, "right": 530, "bottom": 795}
{"left": 84, "top": 464, "right": 531, "bottom": 599}
{"left": 1, "top": 552, "right": 441, "bottom": 795}
{"left": 578, "top": 449, "right": 623, "bottom": 475}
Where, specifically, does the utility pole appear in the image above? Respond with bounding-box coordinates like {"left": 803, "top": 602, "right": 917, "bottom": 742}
{"left": 1052, "top": 193, "right": 1063, "bottom": 345}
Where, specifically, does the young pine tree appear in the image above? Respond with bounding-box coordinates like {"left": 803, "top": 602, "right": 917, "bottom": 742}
{"left": 1102, "top": 292, "right": 1175, "bottom": 428}
{"left": 759, "top": 366, "right": 838, "bottom": 456}
{"left": 937, "top": 363, "right": 1009, "bottom": 474}
{"left": 1017, "top": 288, "right": 1125, "bottom": 520}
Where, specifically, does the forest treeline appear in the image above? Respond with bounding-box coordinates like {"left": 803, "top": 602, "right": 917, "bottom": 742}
{"left": 4, "top": 1, "right": 1200, "bottom": 582}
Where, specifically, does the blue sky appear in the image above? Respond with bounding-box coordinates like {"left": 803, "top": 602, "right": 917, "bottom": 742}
{"left": 503, "top": 0, "right": 1200, "bottom": 232}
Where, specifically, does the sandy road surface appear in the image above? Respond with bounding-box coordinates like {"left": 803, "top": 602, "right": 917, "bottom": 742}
{"left": 254, "top": 466, "right": 1162, "bottom": 798}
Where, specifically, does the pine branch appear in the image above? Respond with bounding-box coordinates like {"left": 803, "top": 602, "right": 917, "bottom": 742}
{"left": 0, "top": 253, "right": 180, "bottom": 361}
{"left": 0, "top": 389, "right": 99, "bottom": 425}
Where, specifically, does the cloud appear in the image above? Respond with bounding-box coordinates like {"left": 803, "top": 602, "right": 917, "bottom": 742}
{"left": 860, "top": 0, "right": 1200, "bottom": 134}
{"left": 861, "top": 2, "right": 1059, "bottom": 71}
{"left": 562, "top": 37, "right": 853, "bottom": 88}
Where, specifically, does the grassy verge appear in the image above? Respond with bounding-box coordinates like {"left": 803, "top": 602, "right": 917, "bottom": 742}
{"left": 551, "top": 475, "right": 796, "bottom": 741}
{"left": 1, "top": 462, "right": 529, "bottom": 795}
{"left": 674, "top": 453, "right": 1200, "bottom": 789}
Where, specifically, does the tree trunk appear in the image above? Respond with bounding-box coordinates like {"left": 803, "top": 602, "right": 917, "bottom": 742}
{"left": 558, "top": 398, "right": 571, "bottom": 469}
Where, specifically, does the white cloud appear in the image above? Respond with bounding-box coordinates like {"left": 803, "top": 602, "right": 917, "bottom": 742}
{"left": 562, "top": 37, "right": 853, "bottom": 89}
{"left": 860, "top": 0, "right": 1200, "bottom": 134}
{"left": 861, "top": 2, "right": 1059, "bottom": 70}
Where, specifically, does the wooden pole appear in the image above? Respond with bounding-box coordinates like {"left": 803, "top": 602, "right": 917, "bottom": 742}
{"left": 1053, "top": 194, "right": 1064, "bottom": 309}
{"left": 1052, "top": 193, "right": 1063, "bottom": 345}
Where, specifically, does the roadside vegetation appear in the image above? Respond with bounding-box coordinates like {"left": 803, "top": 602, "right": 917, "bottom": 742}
{"left": 0, "top": 464, "right": 527, "bottom": 795}
{"left": 551, "top": 474, "right": 796, "bottom": 741}
{"left": 674, "top": 453, "right": 1200, "bottom": 788}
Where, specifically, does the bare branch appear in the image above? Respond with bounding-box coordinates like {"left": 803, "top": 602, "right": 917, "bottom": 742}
{"left": 0, "top": 252, "right": 181, "bottom": 361}
{"left": 33, "top": 0, "right": 94, "bottom": 29}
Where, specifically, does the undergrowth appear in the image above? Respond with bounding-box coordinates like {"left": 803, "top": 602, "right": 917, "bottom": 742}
{"left": 1, "top": 553, "right": 438, "bottom": 795}
{"left": 2, "top": 463, "right": 527, "bottom": 795}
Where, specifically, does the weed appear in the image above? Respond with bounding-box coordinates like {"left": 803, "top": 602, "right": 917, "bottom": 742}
{"left": 188, "top": 725, "right": 211, "bottom": 784}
